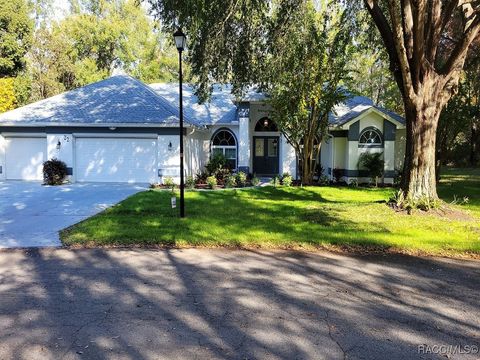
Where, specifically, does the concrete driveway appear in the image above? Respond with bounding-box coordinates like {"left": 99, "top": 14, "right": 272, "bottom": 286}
{"left": 0, "top": 248, "right": 478, "bottom": 360}
{"left": 0, "top": 182, "right": 146, "bottom": 248}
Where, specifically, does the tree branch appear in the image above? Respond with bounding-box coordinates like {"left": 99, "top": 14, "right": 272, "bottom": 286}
{"left": 401, "top": 0, "right": 414, "bottom": 60}
{"left": 441, "top": 15, "right": 480, "bottom": 76}
{"left": 412, "top": 0, "right": 427, "bottom": 86}
{"left": 386, "top": 0, "right": 416, "bottom": 101}
{"left": 425, "top": 0, "right": 442, "bottom": 62}
{"left": 363, "top": 0, "right": 405, "bottom": 96}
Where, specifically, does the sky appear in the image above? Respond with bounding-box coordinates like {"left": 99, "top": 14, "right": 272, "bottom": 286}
{"left": 52, "top": 0, "right": 71, "bottom": 21}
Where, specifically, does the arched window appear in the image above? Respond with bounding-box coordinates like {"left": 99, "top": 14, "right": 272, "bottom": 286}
{"left": 255, "top": 117, "right": 278, "bottom": 132}
{"left": 359, "top": 128, "right": 382, "bottom": 146}
{"left": 211, "top": 129, "right": 237, "bottom": 169}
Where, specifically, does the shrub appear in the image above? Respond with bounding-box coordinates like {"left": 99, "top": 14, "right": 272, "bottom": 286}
{"left": 388, "top": 189, "right": 442, "bottom": 213}
{"left": 348, "top": 178, "right": 358, "bottom": 187}
{"left": 394, "top": 167, "right": 403, "bottom": 187}
{"left": 358, "top": 152, "right": 384, "bottom": 186}
{"left": 225, "top": 175, "right": 237, "bottom": 188}
{"left": 163, "top": 176, "right": 175, "bottom": 190}
{"left": 281, "top": 173, "right": 293, "bottom": 187}
{"left": 271, "top": 175, "right": 280, "bottom": 187}
{"left": 206, "top": 175, "right": 217, "bottom": 189}
{"left": 186, "top": 176, "right": 195, "bottom": 189}
{"left": 215, "top": 168, "right": 231, "bottom": 185}
{"left": 332, "top": 168, "right": 344, "bottom": 183}
{"left": 195, "top": 171, "right": 208, "bottom": 184}
{"left": 205, "top": 153, "right": 227, "bottom": 175}
{"left": 315, "top": 163, "right": 324, "bottom": 179}
{"left": 318, "top": 175, "right": 330, "bottom": 185}
{"left": 43, "top": 158, "right": 68, "bottom": 185}
{"left": 236, "top": 171, "right": 247, "bottom": 187}
{"left": 251, "top": 176, "right": 260, "bottom": 186}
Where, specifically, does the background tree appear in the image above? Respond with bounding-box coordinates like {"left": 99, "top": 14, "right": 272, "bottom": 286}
{"left": 0, "top": 0, "right": 33, "bottom": 77}
{"left": 363, "top": 1, "right": 480, "bottom": 201}
{"left": 0, "top": 78, "right": 17, "bottom": 113}
{"left": 344, "top": 10, "right": 404, "bottom": 114}
{"left": 11, "top": 0, "right": 180, "bottom": 105}
{"left": 266, "top": 1, "right": 353, "bottom": 184}
{"left": 146, "top": 0, "right": 270, "bottom": 101}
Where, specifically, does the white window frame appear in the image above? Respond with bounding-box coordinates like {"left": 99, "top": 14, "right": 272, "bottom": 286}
{"left": 359, "top": 128, "right": 383, "bottom": 146}
{"left": 211, "top": 130, "right": 237, "bottom": 170}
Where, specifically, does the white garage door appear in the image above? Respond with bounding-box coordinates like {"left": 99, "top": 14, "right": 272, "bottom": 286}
{"left": 5, "top": 137, "right": 47, "bottom": 180}
{"left": 75, "top": 138, "right": 157, "bottom": 183}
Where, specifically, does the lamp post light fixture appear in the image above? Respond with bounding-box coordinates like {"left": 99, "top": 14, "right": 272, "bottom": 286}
{"left": 174, "top": 28, "right": 186, "bottom": 218}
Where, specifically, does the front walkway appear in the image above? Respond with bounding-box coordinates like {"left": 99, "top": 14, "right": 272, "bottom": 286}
{"left": 0, "top": 248, "right": 478, "bottom": 359}
{"left": 0, "top": 182, "right": 146, "bottom": 248}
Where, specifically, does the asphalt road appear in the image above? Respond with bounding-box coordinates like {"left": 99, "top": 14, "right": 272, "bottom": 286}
{"left": 0, "top": 248, "right": 478, "bottom": 360}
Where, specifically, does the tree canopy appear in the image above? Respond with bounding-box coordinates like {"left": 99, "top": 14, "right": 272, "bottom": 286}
{"left": 266, "top": 1, "right": 354, "bottom": 184}
{"left": 0, "top": 0, "right": 33, "bottom": 77}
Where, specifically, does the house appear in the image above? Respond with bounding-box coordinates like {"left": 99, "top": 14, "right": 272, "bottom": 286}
{"left": 0, "top": 75, "right": 405, "bottom": 184}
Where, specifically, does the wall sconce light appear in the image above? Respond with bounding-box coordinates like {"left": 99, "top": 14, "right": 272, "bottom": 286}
{"left": 56, "top": 140, "right": 61, "bottom": 150}
{"left": 263, "top": 118, "right": 269, "bottom": 127}
{"left": 168, "top": 141, "right": 173, "bottom": 151}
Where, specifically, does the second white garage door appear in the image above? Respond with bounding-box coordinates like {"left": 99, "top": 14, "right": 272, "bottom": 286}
{"left": 75, "top": 138, "right": 157, "bottom": 183}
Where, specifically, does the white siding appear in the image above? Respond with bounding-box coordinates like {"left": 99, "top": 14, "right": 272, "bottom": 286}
{"left": 185, "top": 129, "right": 209, "bottom": 177}
{"left": 395, "top": 129, "right": 406, "bottom": 171}
{"left": 334, "top": 137, "right": 347, "bottom": 170}
{"left": 280, "top": 135, "right": 296, "bottom": 177}
{"left": 158, "top": 134, "right": 180, "bottom": 184}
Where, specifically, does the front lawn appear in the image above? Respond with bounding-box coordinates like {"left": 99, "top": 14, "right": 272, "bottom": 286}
{"left": 61, "top": 169, "right": 480, "bottom": 258}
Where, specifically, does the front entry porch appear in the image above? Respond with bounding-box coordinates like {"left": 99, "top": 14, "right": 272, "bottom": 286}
{"left": 253, "top": 136, "right": 279, "bottom": 176}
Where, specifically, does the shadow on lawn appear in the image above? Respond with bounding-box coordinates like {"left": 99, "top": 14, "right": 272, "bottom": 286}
{"left": 66, "top": 187, "right": 393, "bottom": 248}
{"left": 0, "top": 248, "right": 478, "bottom": 359}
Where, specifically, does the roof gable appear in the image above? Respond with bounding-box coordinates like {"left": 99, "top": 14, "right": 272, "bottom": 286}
{"left": 329, "top": 95, "right": 405, "bottom": 127}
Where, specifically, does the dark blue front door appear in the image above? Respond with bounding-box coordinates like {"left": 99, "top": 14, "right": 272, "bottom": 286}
{"left": 253, "top": 136, "right": 279, "bottom": 176}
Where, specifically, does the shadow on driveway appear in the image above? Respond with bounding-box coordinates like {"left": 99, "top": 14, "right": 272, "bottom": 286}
{"left": 0, "top": 182, "right": 145, "bottom": 248}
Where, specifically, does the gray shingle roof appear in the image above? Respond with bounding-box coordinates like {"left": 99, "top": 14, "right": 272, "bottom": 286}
{"left": 329, "top": 95, "right": 405, "bottom": 126}
{"left": 0, "top": 75, "right": 197, "bottom": 126}
{"left": 0, "top": 75, "right": 404, "bottom": 128}
{"left": 150, "top": 83, "right": 238, "bottom": 125}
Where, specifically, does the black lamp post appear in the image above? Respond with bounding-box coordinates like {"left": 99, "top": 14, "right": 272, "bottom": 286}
{"left": 174, "top": 28, "right": 186, "bottom": 218}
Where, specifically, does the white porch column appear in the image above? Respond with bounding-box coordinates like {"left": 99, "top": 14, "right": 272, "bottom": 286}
{"left": 280, "top": 135, "right": 297, "bottom": 178}
{"left": 238, "top": 105, "right": 250, "bottom": 173}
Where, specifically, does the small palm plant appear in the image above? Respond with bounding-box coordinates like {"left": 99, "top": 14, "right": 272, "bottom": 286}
{"left": 358, "top": 152, "right": 384, "bottom": 187}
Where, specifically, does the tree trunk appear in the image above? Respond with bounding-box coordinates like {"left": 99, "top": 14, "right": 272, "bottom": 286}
{"left": 301, "top": 149, "right": 314, "bottom": 185}
{"left": 401, "top": 100, "right": 441, "bottom": 200}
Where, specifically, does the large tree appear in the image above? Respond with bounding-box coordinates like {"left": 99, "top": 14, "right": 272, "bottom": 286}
{"left": 267, "top": 1, "right": 353, "bottom": 184}
{"left": 0, "top": 0, "right": 33, "bottom": 77}
{"left": 363, "top": 1, "right": 480, "bottom": 201}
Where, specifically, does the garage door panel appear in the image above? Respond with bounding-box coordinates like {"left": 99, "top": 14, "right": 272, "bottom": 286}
{"left": 5, "top": 138, "right": 46, "bottom": 180}
{"left": 75, "top": 138, "right": 157, "bottom": 183}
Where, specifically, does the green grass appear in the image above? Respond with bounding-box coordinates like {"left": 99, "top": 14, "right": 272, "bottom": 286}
{"left": 61, "top": 169, "right": 480, "bottom": 257}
